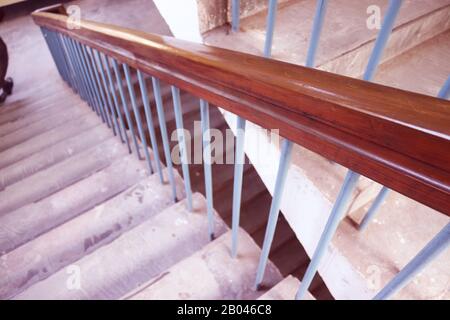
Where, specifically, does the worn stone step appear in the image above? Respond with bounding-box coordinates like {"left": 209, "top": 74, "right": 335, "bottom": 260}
{"left": 127, "top": 228, "right": 283, "bottom": 300}
{"left": 1, "top": 171, "right": 185, "bottom": 299}
{"left": 258, "top": 275, "right": 315, "bottom": 300}
{"left": 0, "top": 102, "right": 89, "bottom": 137}
{"left": 204, "top": 0, "right": 450, "bottom": 78}
{"left": 0, "top": 94, "right": 85, "bottom": 125}
{"left": 0, "top": 112, "right": 102, "bottom": 169}
{"left": 0, "top": 105, "right": 93, "bottom": 152}
{"left": 13, "top": 193, "right": 227, "bottom": 300}
{"left": 0, "top": 137, "right": 128, "bottom": 214}
{"left": 0, "top": 124, "right": 114, "bottom": 188}
{"left": 0, "top": 153, "right": 167, "bottom": 254}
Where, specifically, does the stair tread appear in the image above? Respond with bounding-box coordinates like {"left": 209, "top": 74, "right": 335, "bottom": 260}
{"left": 0, "top": 123, "right": 114, "bottom": 188}
{"left": 0, "top": 104, "right": 94, "bottom": 152}
{"left": 0, "top": 153, "right": 165, "bottom": 255}
{"left": 127, "top": 228, "right": 283, "bottom": 300}
{"left": 12, "top": 193, "right": 227, "bottom": 300}
{"left": 258, "top": 275, "right": 314, "bottom": 300}
{"left": 373, "top": 30, "right": 450, "bottom": 97}
{"left": 0, "top": 112, "right": 103, "bottom": 169}
{"left": 204, "top": 0, "right": 450, "bottom": 77}
{"left": 0, "top": 137, "right": 130, "bottom": 215}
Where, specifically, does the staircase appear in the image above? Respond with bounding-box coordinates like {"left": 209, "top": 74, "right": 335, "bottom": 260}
{"left": 0, "top": 0, "right": 316, "bottom": 300}
{"left": 1, "top": 0, "right": 448, "bottom": 301}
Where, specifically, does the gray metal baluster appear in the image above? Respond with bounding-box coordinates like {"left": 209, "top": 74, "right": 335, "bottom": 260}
{"left": 254, "top": 139, "right": 293, "bottom": 289}
{"left": 103, "top": 55, "right": 131, "bottom": 152}
{"left": 171, "top": 86, "right": 193, "bottom": 211}
{"left": 112, "top": 59, "right": 142, "bottom": 159}
{"left": 232, "top": 0, "right": 240, "bottom": 32}
{"left": 74, "top": 41, "right": 102, "bottom": 118}
{"left": 264, "top": 0, "right": 278, "bottom": 58}
{"left": 374, "top": 222, "right": 450, "bottom": 300}
{"left": 152, "top": 77, "right": 178, "bottom": 203}
{"left": 200, "top": 99, "right": 215, "bottom": 240}
{"left": 88, "top": 46, "right": 113, "bottom": 128}
{"left": 296, "top": 170, "right": 360, "bottom": 299}
{"left": 64, "top": 36, "right": 89, "bottom": 103}
{"left": 254, "top": 0, "right": 327, "bottom": 289}
{"left": 41, "top": 29, "right": 66, "bottom": 83}
{"left": 80, "top": 44, "right": 108, "bottom": 124}
{"left": 68, "top": 38, "right": 96, "bottom": 111}
{"left": 438, "top": 75, "right": 450, "bottom": 99}
{"left": 137, "top": 70, "right": 164, "bottom": 182}
{"left": 296, "top": 0, "right": 403, "bottom": 299}
{"left": 231, "top": 116, "right": 246, "bottom": 258}
{"left": 123, "top": 64, "right": 154, "bottom": 174}
{"left": 54, "top": 32, "right": 75, "bottom": 89}
{"left": 94, "top": 50, "right": 120, "bottom": 137}
{"left": 61, "top": 36, "right": 83, "bottom": 97}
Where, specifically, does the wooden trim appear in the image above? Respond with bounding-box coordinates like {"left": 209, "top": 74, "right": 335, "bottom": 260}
{"left": 32, "top": 6, "right": 450, "bottom": 216}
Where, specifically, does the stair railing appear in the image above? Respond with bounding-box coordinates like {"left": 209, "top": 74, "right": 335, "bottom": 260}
{"left": 33, "top": 3, "right": 450, "bottom": 300}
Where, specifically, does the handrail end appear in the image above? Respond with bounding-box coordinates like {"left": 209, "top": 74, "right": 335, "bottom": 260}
{"left": 32, "top": 3, "right": 67, "bottom": 17}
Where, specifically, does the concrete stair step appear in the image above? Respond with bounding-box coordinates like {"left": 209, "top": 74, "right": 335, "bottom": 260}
{"left": 13, "top": 193, "right": 227, "bottom": 300}
{"left": 0, "top": 153, "right": 167, "bottom": 254}
{"left": 0, "top": 137, "right": 128, "bottom": 214}
{"left": 372, "top": 30, "right": 450, "bottom": 98}
{"left": 126, "top": 228, "right": 283, "bottom": 300}
{"left": 1, "top": 171, "right": 184, "bottom": 299}
{"left": 0, "top": 104, "right": 93, "bottom": 152}
{"left": 203, "top": 0, "right": 450, "bottom": 78}
{"left": 0, "top": 124, "right": 114, "bottom": 188}
{"left": 0, "top": 93, "right": 84, "bottom": 125}
{"left": 0, "top": 112, "right": 102, "bottom": 169}
{"left": 258, "top": 275, "right": 315, "bottom": 300}
{"left": 0, "top": 102, "right": 88, "bottom": 137}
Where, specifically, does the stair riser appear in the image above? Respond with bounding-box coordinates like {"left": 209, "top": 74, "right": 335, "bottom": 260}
{"left": 0, "top": 138, "right": 128, "bottom": 214}
{"left": 13, "top": 194, "right": 224, "bottom": 300}
{"left": 0, "top": 124, "right": 113, "bottom": 189}
{"left": 0, "top": 155, "right": 154, "bottom": 255}
{"left": 0, "top": 113, "right": 101, "bottom": 169}
{"left": 319, "top": 5, "right": 450, "bottom": 77}
{"left": 0, "top": 107, "right": 92, "bottom": 152}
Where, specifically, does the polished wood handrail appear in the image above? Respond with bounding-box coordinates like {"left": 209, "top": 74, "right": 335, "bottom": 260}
{"left": 32, "top": 4, "right": 450, "bottom": 216}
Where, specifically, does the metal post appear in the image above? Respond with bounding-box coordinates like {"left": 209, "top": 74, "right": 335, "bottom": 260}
{"left": 171, "top": 86, "right": 193, "bottom": 211}
{"left": 263, "top": 0, "right": 278, "bottom": 58}
{"left": 88, "top": 46, "right": 113, "bottom": 128}
{"left": 152, "top": 77, "right": 178, "bottom": 203}
{"left": 81, "top": 44, "right": 108, "bottom": 124}
{"left": 94, "top": 50, "right": 120, "bottom": 137}
{"left": 254, "top": 139, "right": 293, "bottom": 289}
{"left": 137, "top": 70, "right": 164, "bottom": 183}
{"left": 200, "top": 99, "right": 215, "bottom": 240}
{"left": 61, "top": 36, "right": 84, "bottom": 99}
{"left": 123, "top": 64, "right": 154, "bottom": 174}
{"left": 232, "top": 0, "right": 240, "bottom": 32}
{"left": 438, "top": 75, "right": 450, "bottom": 99}
{"left": 363, "top": 0, "right": 403, "bottom": 81}
{"left": 254, "top": 0, "right": 327, "bottom": 287}
{"left": 103, "top": 55, "right": 131, "bottom": 152}
{"left": 111, "top": 59, "right": 142, "bottom": 159}
{"left": 231, "top": 116, "right": 246, "bottom": 258}
{"left": 359, "top": 186, "right": 390, "bottom": 231}
{"left": 68, "top": 38, "right": 97, "bottom": 112}
{"left": 296, "top": 170, "right": 360, "bottom": 299}
{"left": 374, "top": 222, "right": 450, "bottom": 300}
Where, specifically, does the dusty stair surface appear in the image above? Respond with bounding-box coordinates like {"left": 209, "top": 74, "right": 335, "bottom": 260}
{"left": 0, "top": 0, "right": 300, "bottom": 301}
{"left": 125, "top": 229, "right": 283, "bottom": 300}
{"left": 195, "top": 0, "right": 450, "bottom": 300}
{"left": 258, "top": 275, "right": 314, "bottom": 300}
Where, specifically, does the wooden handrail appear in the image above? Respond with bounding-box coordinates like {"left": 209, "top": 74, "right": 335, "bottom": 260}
{"left": 32, "top": 4, "right": 450, "bottom": 216}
